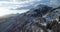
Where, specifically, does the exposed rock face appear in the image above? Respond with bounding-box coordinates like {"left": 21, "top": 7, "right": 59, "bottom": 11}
{"left": 0, "top": 4, "right": 60, "bottom": 32}
{"left": 26, "top": 4, "right": 52, "bottom": 17}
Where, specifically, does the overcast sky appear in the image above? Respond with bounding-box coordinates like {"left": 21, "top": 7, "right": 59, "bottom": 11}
{"left": 0, "top": 0, "right": 40, "bottom": 16}
{"left": 0, "top": 0, "right": 60, "bottom": 17}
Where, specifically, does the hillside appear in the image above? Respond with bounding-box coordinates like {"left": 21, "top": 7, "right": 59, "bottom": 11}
{"left": 0, "top": 4, "right": 60, "bottom": 32}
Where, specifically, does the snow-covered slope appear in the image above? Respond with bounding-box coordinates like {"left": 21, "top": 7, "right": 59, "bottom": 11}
{"left": 0, "top": 4, "right": 60, "bottom": 32}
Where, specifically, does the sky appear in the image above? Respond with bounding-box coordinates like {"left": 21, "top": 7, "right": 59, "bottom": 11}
{"left": 0, "top": 0, "right": 36, "bottom": 16}
{"left": 0, "top": 0, "right": 60, "bottom": 16}
{"left": 0, "top": 0, "right": 42, "bottom": 17}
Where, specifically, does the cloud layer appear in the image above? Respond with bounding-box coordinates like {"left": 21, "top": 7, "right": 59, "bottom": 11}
{"left": 0, "top": 0, "right": 60, "bottom": 16}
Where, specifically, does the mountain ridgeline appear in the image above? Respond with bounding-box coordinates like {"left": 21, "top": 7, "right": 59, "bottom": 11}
{"left": 0, "top": 4, "right": 60, "bottom": 32}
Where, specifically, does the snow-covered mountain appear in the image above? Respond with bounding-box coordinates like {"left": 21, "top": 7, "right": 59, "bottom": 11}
{"left": 0, "top": 4, "right": 60, "bottom": 32}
